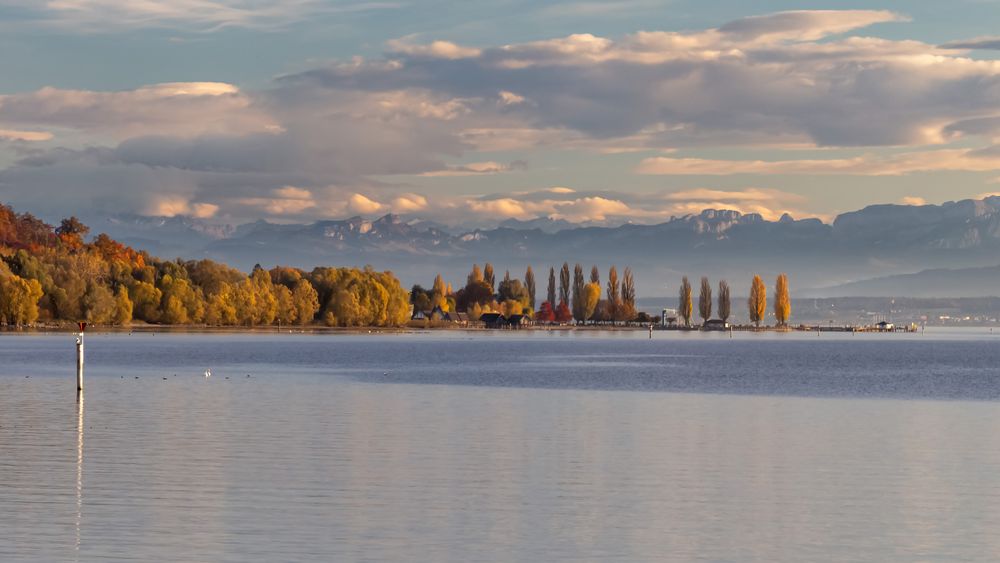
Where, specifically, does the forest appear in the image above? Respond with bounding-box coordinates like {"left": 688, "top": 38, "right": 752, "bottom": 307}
{"left": 0, "top": 203, "right": 410, "bottom": 327}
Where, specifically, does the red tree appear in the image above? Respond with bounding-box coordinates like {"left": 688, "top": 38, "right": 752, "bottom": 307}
{"left": 555, "top": 301, "right": 573, "bottom": 323}
{"left": 535, "top": 301, "right": 555, "bottom": 322}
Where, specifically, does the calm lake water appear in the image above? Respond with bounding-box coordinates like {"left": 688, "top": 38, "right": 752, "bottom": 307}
{"left": 3, "top": 329, "right": 1000, "bottom": 562}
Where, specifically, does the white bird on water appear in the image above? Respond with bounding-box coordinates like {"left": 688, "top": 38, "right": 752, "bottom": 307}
{"left": 204, "top": 369, "right": 212, "bottom": 378}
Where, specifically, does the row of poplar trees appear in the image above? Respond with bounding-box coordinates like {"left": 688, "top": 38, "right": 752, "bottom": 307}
{"left": 414, "top": 262, "right": 638, "bottom": 323}
{"left": 678, "top": 274, "right": 791, "bottom": 327}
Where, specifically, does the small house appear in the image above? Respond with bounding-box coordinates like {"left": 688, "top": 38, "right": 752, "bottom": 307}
{"left": 877, "top": 320, "right": 895, "bottom": 331}
{"left": 704, "top": 319, "right": 731, "bottom": 331}
{"left": 507, "top": 314, "right": 531, "bottom": 329}
{"left": 480, "top": 312, "right": 506, "bottom": 329}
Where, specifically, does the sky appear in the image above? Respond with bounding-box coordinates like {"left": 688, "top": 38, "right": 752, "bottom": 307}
{"left": 1, "top": 0, "right": 1000, "bottom": 227}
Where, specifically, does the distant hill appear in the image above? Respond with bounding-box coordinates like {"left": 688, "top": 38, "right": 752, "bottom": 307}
{"left": 90, "top": 196, "right": 1000, "bottom": 296}
{"left": 805, "top": 265, "right": 1000, "bottom": 298}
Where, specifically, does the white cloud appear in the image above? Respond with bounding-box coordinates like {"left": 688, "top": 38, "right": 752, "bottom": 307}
{"left": 636, "top": 149, "right": 1000, "bottom": 176}
{"left": 0, "top": 82, "right": 276, "bottom": 140}
{"left": 0, "top": 129, "right": 52, "bottom": 142}
{"left": 346, "top": 193, "right": 384, "bottom": 214}
{"left": 1, "top": 0, "right": 399, "bottom": 32}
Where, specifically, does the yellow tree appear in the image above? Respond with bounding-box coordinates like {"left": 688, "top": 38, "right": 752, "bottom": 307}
{"left": 431, "top": 273, "right": 449, "bottom": 312}
{"left": 606, "top": 266, "right": 620, "bottom": 321}
{"left": 678, "top": 276, "right": 693, "bottom": 326}
{"left": 748, "top": 275, "right": 767, "bottom": 327}
{"left": 584, "top": 282, "right": 601, "bottom": 321}
{"left": 774, "top": 273, "right": 791, "bottom": 326}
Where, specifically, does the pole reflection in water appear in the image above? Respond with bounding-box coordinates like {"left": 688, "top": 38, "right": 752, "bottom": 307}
{"left": 75, "top": 392, "right": 83, "bottom": 558}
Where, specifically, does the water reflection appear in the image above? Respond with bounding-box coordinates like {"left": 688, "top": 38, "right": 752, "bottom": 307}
{"left": 75, "top": 392, "right": 83, "bottom": 558}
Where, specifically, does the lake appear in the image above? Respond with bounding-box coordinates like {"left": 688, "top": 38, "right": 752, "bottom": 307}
{"left": 3, "top": 329, "right": 1000, "bottom": 562}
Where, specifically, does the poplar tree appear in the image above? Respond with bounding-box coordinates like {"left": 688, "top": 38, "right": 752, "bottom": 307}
{"left": 774, "top": 273, "right": 791, "bottom": 326}
{"left": 559, "top": 262, "right": 571, "bottom": 306}
{"left": 621, "top": 267, "right": 636, "bottom": 321}
{"left": 679, "top": 276, "right": 693, "bottom": 326}
{"left": 547, "top": 267, "right": 557, "bottom": 306}
{"left": 525, "top": 266, "right": 536, "bottom": 310}
{"left": 572, "top": 263, "right": 586, "bottom": 321}
{"left": 483, "top": 263, "right": 495, "bottom": 292}
{"left": 748, "top": 275, "right": 767, "bottom": 327}
{"left": 717, "top": 280, "right": 731, "bottom": 323}
{"left": 590, "top": 265, "right": 600, "bottom": 285}
{"left": 698, "top": 276, "right": 712, "bottom": 325}
{"left": 606, "top": 266, "right": 620, "bottom": 321}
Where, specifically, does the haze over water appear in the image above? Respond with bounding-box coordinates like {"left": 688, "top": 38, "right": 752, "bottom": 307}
{"left": 3, "top": 330, "right": 1000, "bottom": 562}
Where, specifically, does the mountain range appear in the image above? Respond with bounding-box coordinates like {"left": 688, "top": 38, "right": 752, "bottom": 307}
{"left": 90, "top": 197, "right": 1000, "bottom": 298}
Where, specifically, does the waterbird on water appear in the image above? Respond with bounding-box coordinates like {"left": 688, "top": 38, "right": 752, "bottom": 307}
{"left": 204, "top": 369, "right": 212, "bottom": 378}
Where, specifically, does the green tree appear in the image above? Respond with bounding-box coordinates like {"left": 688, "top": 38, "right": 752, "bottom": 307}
{"left": 559, "top": 263, "right": 570, "bottom": 306}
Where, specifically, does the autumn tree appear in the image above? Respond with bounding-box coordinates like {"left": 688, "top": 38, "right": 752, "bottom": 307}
{"left": 559, "top": 262, "right": 571, "bottom": 306}
{"left": 431, "top": 274, "right": 449, "bottom": 311}
{"left": 291, "top": 279, "right": 319, "bottom": 324}
{"left": 112, "top": 286, "right": 133, "bottom": 325}
{"left": 774, "top": 273, "right": 791, "bottom": 326}
{"left": 535, "top": 301, "right": 555, "bottom": 323}
{"left": 606, "top": 266, "right": 621, "bottom": 321}
{"left": 483, "top": 263, "right": 495, "bottom": 292}
{"left": 524, "top": 266, "right": 536, "bottom": 310}
{"left": 547, "top": 267, "right": 556, "bottom": 306}
{"left": 584, "top": 282, "right": 601, "bottom": 321}
{"left": 717, "top": 280, "right": 731, "bottom": 323}
{"left": 621, "top": 267, "right": 636, "bottom": 321}
{"left": 698, "top": 276, "right": 712, "bottom": 325}
{"left": 571, "top": 263, "right": 587, "bottom": 322}
{"left": 748, "top": 275, "right": 767, "bottom": 327}
{"left": 678, "top": 276, "right": 693, "bottom": 326}
{"left": 590, "top": 265, "right": 600, "bottom": 285}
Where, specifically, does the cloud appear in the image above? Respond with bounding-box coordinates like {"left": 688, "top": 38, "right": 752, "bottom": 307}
{"left": 940, "top": 37, "right": 1000, "bottom": 51}
{"left": 1, "top": 0, "right": 400, "bottom": 32}
{"left": 717, "top": 10, "right": 905, "bottom": 42}
{"left": 636, "top": 148, "right": 1000, "bottom": 176}
{"left": 3, "top": 10, "right": 1000, "bottom": 225}
{"left": 0, "top": 129, "right": 52, "bottom": 142}
{"left": 347, "top": 193, "right": 384, "bottom": 214}
{"left": 419, "top": 160, "right": 527, "bottom": 176}
{"left": 0, "top": 82, "right": 276, "bottom": 140}
{"left": 899, "top": 196, "right": 927, "bottom": 206}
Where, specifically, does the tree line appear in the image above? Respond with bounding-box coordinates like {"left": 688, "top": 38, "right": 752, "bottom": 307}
{"left": 0, "top": 204, "right": 409, "bottom": 327}
{"left": 411, "top": 262, "right": 640, "bottom": 323}
{"left": 677, "top": 273, "right": 791, "bottom": 327}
